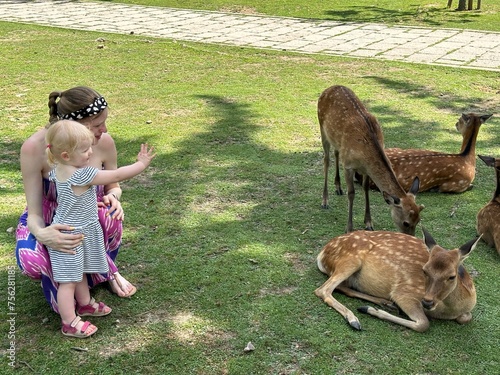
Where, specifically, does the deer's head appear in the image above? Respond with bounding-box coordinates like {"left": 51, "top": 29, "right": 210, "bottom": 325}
{"left": 384, "top": 177, "right": 424, "bottom": 236}
{"left": 455, "top": 113, "right": 492, "bottom": 134}
{"left": 420, "top": 228, "right": 480, "bottom": 311}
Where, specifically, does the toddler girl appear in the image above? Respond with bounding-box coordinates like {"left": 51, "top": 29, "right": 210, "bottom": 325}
{"left": 45, "top": 119, "right": 155, "bottom": 338}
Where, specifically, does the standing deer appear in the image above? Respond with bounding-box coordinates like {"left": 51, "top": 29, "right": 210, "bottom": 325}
{"left": 384, "top": 113, "right": 492, "bottom": 193}
{"left": 476, "top": 154, "right": 500, "bottom": 255}
{"left": 318, "top": 85, "right": 423, "bottom": 235}
{"left": 314, "top": 229, "right": 479, "bottom": 332}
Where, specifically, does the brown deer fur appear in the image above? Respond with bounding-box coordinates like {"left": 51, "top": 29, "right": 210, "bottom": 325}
{"left": 384, "top": 113, "right": 492, "bottom": 193}
{"left": 318, "top": 85, "right": 423, "bottom": 235}
{"left": 314, "top": 229, "right": 479, "bottom": 332}
{"left": 476, "top": 155, "right": 500, "bottom": 255}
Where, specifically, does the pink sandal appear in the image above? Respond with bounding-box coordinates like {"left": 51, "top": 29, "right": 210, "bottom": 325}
{"left": 61, "top": 316, "right": 97, "bottom": 338}
{"left": 76, "top": 297, "right": 112, "bottom": 317}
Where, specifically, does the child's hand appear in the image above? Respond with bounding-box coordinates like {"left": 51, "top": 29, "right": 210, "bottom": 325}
{"left": 137, "top": 144, "right": 156, "bottom": 167}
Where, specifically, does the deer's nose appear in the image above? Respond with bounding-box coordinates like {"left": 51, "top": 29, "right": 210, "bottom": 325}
{"left": 421, "top": 299, "right": 434, "bottom": 310}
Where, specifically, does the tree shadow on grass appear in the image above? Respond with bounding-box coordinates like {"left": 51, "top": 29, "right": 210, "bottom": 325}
{"left": 323, "top": 5, "right": 482, "bottom": 27}
{"left": 2, "top": 86, "right": 499, "bottom": 374}
{"left": 362, "top": 75, "right": 500, "bottom": 152}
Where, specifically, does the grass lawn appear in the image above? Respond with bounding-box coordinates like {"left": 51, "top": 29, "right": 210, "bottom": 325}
{"left": 107, "top": 0, "right": 500, "bottom": 31}
{"left": 0, "top": 2, "right": 499, "bottom": 374}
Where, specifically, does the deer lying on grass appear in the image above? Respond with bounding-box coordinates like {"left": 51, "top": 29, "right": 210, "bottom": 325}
{"left": 476, "top": 155, "right": 500, "bottom": 255}
{"left": 383, "top": 113, "right": 492, "bottom": 193}
{"left": 318, "top": 85, "right": 423, "bottom": 235}
{"left": 314, "top": 229, "right": 479, "bottom": 332}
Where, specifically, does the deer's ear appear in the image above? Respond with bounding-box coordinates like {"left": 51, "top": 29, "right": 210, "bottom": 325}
{"left": 478, "top": 154, "right": 495, "bottom": 167}
{"left": 409, "top": 176, "right": 420, "bottom": 195}
{"left": 480, "top": 114, "right": 492, "bottom": 123}
{"left": 461, "top": 113, "right": 470, "bottom": 123}
{"left": 383, "top": 191, "right": 400, "bottom": 206}
{"left": 422, "top": 227, "right": 436, "bottom": 250}
{"left": 459, "top": 236, "right": 481, "bottom": 260}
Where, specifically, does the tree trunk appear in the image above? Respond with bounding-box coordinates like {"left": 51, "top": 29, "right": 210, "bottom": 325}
{"left": 448, "top": 0, "right": 481, "bottom": 10}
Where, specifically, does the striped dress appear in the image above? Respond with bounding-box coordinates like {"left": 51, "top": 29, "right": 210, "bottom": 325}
{"left": 47, "top": 167, "right": 109, "bottom": 283}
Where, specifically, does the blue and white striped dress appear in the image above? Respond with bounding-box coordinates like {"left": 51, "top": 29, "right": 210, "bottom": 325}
{"left": 47, "top": 167, "right": 109, "bottom": 283}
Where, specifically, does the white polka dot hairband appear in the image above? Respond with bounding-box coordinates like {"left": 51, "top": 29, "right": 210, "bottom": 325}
{"left": 59, "top": 97, "right": 107, "bottom": 120}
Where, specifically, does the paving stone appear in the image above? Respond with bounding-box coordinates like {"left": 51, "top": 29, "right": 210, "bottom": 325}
{"left": 0, "top": 0, "right": 498, "bottom": 71}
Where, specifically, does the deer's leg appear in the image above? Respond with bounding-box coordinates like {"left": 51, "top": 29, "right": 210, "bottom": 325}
{"left": 494, "top": 230, "right": 500, "bottom": 256}
{"left": 344, "top": 168, "right": 356, "bottom": 233}
{"left": 447, "top": 0, "right": 453, "bottom": 7}
{"left": 315, "top": 268, "right": 363, "bottom": 330}
{"left": 321, "top": 136, "right": 331, "bottom": 208}
{"left": 362, "top": 174, "right": 374, "bottom": 231}
{"left": 336, "top": 285, "right": 398, "bottom": 312}
{"left": 358, "top": 294, "right": 430, "bottom": 332}
{"left": 455, "top": 312, "right": 473, "bottom": 324}
{"left": 334, "top": 150, "right": 343, "bottom": 196}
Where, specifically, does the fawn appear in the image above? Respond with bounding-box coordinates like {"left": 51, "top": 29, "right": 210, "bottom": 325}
{"left": 476, "top": 154, "right": 500, "bottom": 255}
{"left": 384, "top": 113, "right": 492, "bottom": 193}
{"left": 318, "top": 85, "right": 423, "bottom": 235}
{"left": 315, "top": 229, "right": 479, "bottom": 332}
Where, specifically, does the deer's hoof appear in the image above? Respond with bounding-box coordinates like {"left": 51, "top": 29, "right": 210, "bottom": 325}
{"left": 348, "top": 320, "right": 362, "bottom": 331}
{"left": 335, "top": 189, "right": 343, "bottom": 196}
{"left": 365, "top": 225, "right": 374, "bottom": 231}
{"left": 357, "top": 306, "right": 369, "bottom": 314}
{"left": 321, "top": 204, "right": 329, "bottom": 209}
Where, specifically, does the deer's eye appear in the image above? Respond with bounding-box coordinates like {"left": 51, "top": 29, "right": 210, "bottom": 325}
{"left": 448, "top": 275, "right": 456, "bottom": 281}
{"left": 403, "top": 221, "right": 410, "bottom": 228}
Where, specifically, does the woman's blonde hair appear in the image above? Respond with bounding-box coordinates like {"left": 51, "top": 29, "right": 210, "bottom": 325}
{"left": 45, "top": 120, "right": 94, "bottom": 166}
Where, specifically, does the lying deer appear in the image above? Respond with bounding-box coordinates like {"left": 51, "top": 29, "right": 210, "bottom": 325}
{"left": 384, "top": 113, "right": 492, "bottom": 193}
{"left": 476, "top": 154, "right": 500, "bottom": 255}
{"left": 318, "top": 85, "right": 424, "bottom": 235}
{"left": 315, "top": 229, "right": 479, "bottom": 332}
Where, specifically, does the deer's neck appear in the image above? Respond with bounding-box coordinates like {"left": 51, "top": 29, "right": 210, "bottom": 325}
{"left": 459, "top": 124, "right": 481, "bottom": 157}
{"left": 367, "top": 150, "right": 406, "bottom": 197}
{"left": 494, "top": 169, "right": 500, "bottom": 200}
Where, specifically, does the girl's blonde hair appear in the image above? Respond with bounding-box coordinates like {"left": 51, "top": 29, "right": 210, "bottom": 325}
{"left": 45, "top": 120, "right": 94, "bottom": 166}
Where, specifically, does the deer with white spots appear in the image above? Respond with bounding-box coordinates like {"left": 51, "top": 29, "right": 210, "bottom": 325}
{"left": 476, "top": 154, "right": 500, "bottom": 255}
{"left": 314, "top": 229, "right": 479, "bottom": 332}
{"left": 384, "top": 113, "right": 492, "bottom": 193}
{"left": 318, "top": 85, "right": 423, "bottom": 235}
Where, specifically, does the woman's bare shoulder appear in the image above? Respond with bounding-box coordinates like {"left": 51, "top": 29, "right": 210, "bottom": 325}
{"left": 21, "top": 129, "right": 46, "bottom": 155}
{"left": 99, "top": 133, "right": 116, "bottom": 146}
{"left": 97, "top": 133, "right": 117, "bottom": 155}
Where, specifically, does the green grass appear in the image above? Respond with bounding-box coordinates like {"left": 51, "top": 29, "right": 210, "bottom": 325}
{"left": 0, "top": 2, "right": 500, "bottom": 375}
{"left": 99, "top": 0, "right": 500, "bottom": 31}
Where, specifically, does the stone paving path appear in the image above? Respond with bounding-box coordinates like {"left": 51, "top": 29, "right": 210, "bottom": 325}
{"left": 0, "top": 0, "right": 499, "bottom": 71}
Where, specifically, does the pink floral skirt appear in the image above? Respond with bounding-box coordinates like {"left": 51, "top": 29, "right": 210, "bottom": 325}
{"left": 15, "top": 179, "right": 122, "bottom": 313}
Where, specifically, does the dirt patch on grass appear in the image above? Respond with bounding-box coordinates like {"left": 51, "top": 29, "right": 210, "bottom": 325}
{"left": 219, "top": 6, "right": 260, "bottom": 15}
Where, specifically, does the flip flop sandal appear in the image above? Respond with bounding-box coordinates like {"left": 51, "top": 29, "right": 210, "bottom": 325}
{"left": 77, "top": 297, "right": 112, "bottom": 317}
{"left": 61, "top": 316, "right": 97, "bottom": 338}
